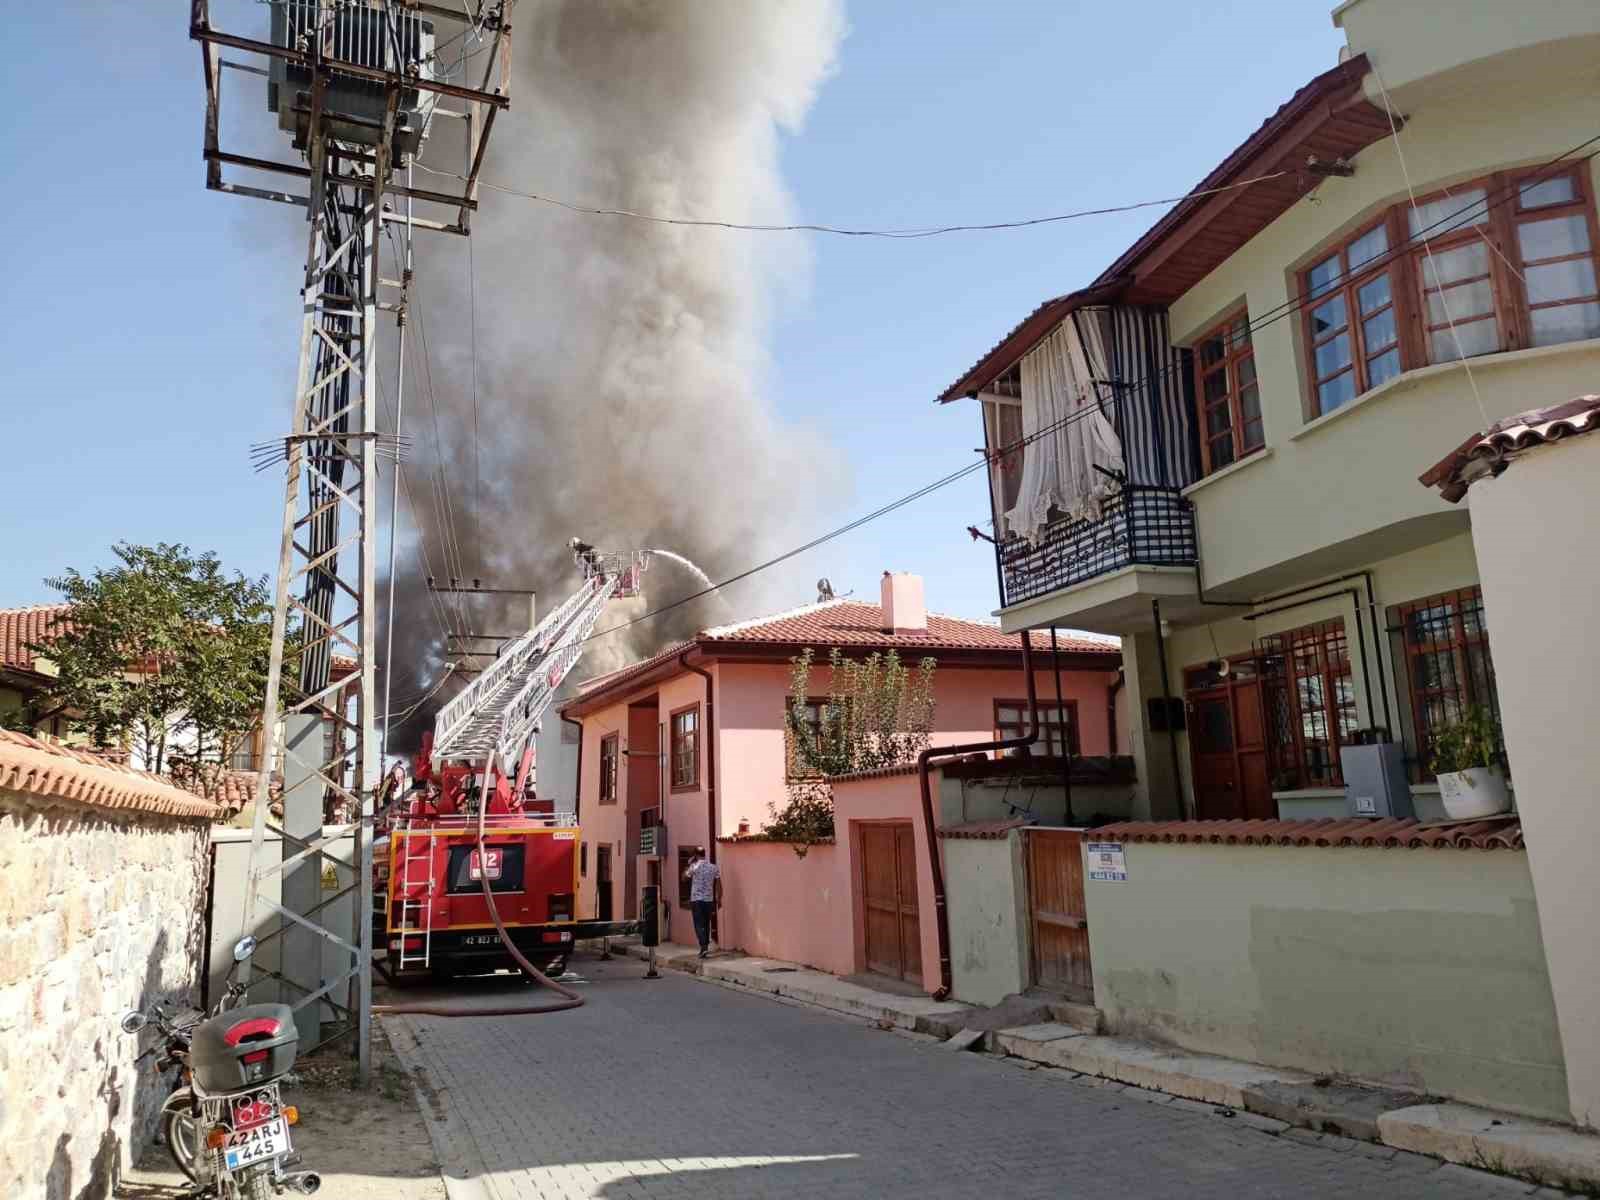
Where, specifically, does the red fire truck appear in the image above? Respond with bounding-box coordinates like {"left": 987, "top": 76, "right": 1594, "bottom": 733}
{"left": 374, "top": 543, "right": 645, "bottom": 982}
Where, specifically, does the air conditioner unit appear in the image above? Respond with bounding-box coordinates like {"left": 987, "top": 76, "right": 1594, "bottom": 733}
{"left": 268, "top": 1, "right": 437, "bottom": 159}
{"left": 1340, "top": 742, "right": 1413, "bottom": 820}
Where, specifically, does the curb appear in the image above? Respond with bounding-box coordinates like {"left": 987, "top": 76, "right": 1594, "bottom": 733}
{"left": 624, "top": 944, "right": 1600, "bottom": 1195}
{"left": 381, "top": 1015, "right": 498, "bottom": 1200}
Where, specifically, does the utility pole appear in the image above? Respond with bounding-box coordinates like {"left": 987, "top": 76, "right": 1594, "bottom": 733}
{"left": 191, "top": 0, "right": 517, "bottom": 1078}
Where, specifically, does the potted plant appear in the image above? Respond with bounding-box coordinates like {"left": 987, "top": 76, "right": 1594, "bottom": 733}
{"left": 1431, "top": 706, "right": 1511, "bottom": 820}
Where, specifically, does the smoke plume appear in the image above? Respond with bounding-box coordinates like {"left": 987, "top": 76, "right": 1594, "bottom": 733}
{"left": 382, "top": 0, "right": 847, "bottom": 747}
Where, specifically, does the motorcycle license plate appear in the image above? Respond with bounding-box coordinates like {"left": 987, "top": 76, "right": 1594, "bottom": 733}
{"left": 223, "top": 1087, "right": 291, "bottom": 1171}
{"left": 223, "top": 1117, "right": 290, "bottom": 1170}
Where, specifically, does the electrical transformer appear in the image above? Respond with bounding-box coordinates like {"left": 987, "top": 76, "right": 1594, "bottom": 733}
{"left": 268, "top": 1, "right": 437, "bottom": 158}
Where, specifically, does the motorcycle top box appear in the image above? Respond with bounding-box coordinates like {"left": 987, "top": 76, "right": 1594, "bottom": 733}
{"left": 189, "top": 1003, "right": 298, "bottom": 1093}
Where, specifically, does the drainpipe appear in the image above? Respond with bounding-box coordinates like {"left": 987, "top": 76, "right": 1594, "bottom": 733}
{"left": 1107, "top": 667, "right": 1125, "bottom": 758}
{"left": 917, "top": 632, "right": 1038, "bottom": 1000}
{"left": 1050, "top": 627, "right": 1073, "bottom": 825}
{"left": 1152, "top": 600, "right": 1189, "bottom": 820}
{"left": 560, "top": 713, "right": 584, "bottom": 824}
{"left": 677, "top": 652, "right": 717, "bottom": 863}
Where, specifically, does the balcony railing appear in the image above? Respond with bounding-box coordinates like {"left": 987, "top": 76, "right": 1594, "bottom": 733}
{"left": 996, "top": 485, "right": 1197, "bottom": 609}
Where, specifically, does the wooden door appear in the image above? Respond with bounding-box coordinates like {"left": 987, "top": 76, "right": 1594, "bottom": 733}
{"left": 1026, "top": 829, "right": 1092, "bottom": 998}
{"left": 596, "top": 844, "right": 613, "bottom": 922}
{"left": 1188, "top": 675, "right": 1274, "bottom": 821}
{"left": 860, "top": 822, "right": 920, "bottom": 983}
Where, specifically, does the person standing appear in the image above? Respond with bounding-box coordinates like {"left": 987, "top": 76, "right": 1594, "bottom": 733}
{"left": 683, "top": 853, "right": 721, "bottom": 958}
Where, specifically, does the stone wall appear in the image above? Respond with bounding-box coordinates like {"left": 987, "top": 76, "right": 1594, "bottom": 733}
{"left": 0, "top": 736, "right": 215, "bottom": 1200}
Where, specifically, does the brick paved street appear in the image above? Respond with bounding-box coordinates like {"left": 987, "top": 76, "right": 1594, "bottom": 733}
{"left": 385, "top": 953, "right": 1553, "bottom": 1200}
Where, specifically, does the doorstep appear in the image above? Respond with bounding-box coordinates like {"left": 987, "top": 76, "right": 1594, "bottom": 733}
{"left": 610, "top": 938, "right": 971, "bottom": 1032}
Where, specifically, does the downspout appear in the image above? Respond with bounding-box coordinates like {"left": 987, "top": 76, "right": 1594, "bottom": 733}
{"left": 917, "top": 632, "right": 1038, "bottom": 1000}
{"left": 1152, "top": 600, "right": 1189, "bottom": 820}
{"left": 677, "top": 652, "right": 717, "bottom": 864}
{"left": 560, "top": 713, "right": 584, "bottom": 825}
{"left": 1107, "top": 667, "right": 1125, "bottom": 758}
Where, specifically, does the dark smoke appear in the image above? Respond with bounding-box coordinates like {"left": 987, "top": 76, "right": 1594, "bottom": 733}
{"left": 381, "top": 0, "right": 847, "bottom": 750}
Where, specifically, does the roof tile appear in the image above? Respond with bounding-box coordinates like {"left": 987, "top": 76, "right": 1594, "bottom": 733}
{"left": 1422, "top": 394, "right": 1600, "bottom": 502}
{"left": 0, "top": 604, "right": 74, "bottom": 675}
{"left": 1091, "top": 816, "right": 1524, "bottom": 851}
{"left": 0, "top": 729, "right": 220, "bottom": 820}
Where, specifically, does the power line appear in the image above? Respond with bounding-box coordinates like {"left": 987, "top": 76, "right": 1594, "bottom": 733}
{"left": 411, "top": 162, "right": 1294, "bottom": 239}
{"left": 467, "top": 228, "right": 484, "bottom": 579}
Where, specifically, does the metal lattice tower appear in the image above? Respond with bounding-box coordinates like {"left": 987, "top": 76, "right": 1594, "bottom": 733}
{"left": 192, "top": 0, "right": 516, "bottom": 1077}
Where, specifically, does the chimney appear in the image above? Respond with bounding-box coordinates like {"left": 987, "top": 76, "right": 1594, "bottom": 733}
{"left": 880, "top": 572, "right": 927, "bottom": 634}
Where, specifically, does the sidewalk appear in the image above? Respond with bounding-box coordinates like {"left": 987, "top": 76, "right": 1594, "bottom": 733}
{"left": 615, "top": 939, "right": 1600, "bottom": 1196}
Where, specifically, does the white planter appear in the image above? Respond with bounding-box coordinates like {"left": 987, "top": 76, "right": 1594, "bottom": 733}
{"left": 1437, "top": 767, "right": 1511, "bottom": 820}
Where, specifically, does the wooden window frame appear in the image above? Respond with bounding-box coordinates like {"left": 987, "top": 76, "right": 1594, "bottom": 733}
{"left": 1299, "top": 209, "right": 1413, "bottom": 418}
{"left": 994, "top": 698, "right": 1080, "bottom": 757}
{"left": 598, "top": 733, "right": 619, "bottom": 805}
{"left": 1391, "top": 586, "right": 1501, "bottom": 783}
{"left": 1298, "top": 168, "right": 1600, "bottom": 419}
{"left": 669, "top": 703, "right": 700, "bottom": 792}
{"left": 1193, "top": 309, "right": 1264, "bottom": 475}
{"left": 1259, "top": 620, "right": 1356, "bottom": 791}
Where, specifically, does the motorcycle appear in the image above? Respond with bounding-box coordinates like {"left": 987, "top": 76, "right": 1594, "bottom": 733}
{"left": 122, "top": 936, "right": 321, "bottom": 1198}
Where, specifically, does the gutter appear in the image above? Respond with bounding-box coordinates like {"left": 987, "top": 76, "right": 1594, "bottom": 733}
{"left": 677, "top": 652, "right": 718, "bottom": 864}
{"left": 917, "top": 631, "right": 1038, "bottom": 1000}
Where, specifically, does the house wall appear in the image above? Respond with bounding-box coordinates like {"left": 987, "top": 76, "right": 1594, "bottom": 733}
{"left": 575, "top": 702, "right": 627, "bottom": 924}
{"left": 0, "top": 787, "right": 211, "bottom": 1198}
{"left": 716, "top": 839, "right": 852, "bottom": 977}
{"left": 1161, "top": 533, "right": 1485, "bottom": 817}
{"left": 942, "top": 831, "right": 1028, "bottom": 1007}
{"left": 1166, "top": 64, "right": 1600, "bottom": 599}
{"left": 717, "top": 660, "right": 1118, "bottom": 838}
{"left": 1084, "top": 841, "right": 1568, "bottom": 1122}
{"left": 832, "top": 771, "right": 942, "bottom": 994}
{"left": 1467, "top": 432, "right": 1600, "bottom": 1129}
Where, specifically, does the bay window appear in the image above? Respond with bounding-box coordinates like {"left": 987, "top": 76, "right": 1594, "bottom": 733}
{"left": 1299, "top": 166, "right": 1600, "bottom": 417}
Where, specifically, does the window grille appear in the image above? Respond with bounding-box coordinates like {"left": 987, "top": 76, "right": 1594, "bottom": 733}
{"left": 1390, "top": 587, "right": 1501, "bottom": 780}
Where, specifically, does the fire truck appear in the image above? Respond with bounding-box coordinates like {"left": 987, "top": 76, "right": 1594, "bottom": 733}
{"left": 374, "top": 542, "right": 646, "bottom": 982}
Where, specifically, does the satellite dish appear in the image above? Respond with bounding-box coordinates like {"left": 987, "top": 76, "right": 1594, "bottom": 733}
{"left": 816, "top": 578, "right": 835, "bottom": 601}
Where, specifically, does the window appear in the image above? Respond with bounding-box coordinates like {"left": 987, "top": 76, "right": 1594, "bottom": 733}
{"left": 981, "top": 372, "right": 1025, "bottom": 529}
{"left": 1259, "top": 621, "right": 1358, "bottom": 790}
{"left": 786, "top": 697, "right": 842, "bottom": 778}
{"left": 1391, "top": 587, "right": 1502, "bottom": 782}
{"left": 228, "top": 732, "right": 258, "bottom": 773}
{"left": 670, "top": 705, "right": 699, "bottom": 790}
{"left": 1299, "top": 168, "right": 1600, "bottom": 416}
{"left": 1194, "top": 311, "right": 1263, "bottom": 473}
{"left": 598, "top": 734, "right": 618, "bottom": 805}
{"left": 995, "top": 700, "right": 1079, "bottom": 757}
{"left": 1303, "top": 216, "right": 1404, "bottom": 414}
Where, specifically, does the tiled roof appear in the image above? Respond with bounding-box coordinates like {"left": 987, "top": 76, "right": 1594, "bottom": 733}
{"left": 830, "top": 763, "right": 924, "bottom": 783}
{"left": 1422, "top": 395, "right": 1600, "bottom": 503}
{"left": 939, "top": 818, "right": 1028, "bottom": 840}
{"left": 1093, "top": 817, "right": 1525, "bottom": 851}
{"left": 0, "top": 730, "right": 220, "bottom": 820}
{"left": 0, "top": 604, "right": 74, "bottom": 675}
{"left": 571, "top": 639, "right": 695, "bottom": 701}
{"left": 172, "top": 768, "right": 280, "bottom": 816}
{"left": 701, "top": 599, "right": 1119, "bottom": 654}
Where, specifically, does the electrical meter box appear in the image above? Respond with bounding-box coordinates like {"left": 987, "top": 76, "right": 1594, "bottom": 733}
{"left": 1340, "top": 742, "right": 1413, "bottom": 819}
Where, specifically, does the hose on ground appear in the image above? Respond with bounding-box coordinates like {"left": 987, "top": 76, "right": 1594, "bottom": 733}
{"left": 372, "top": 783, "right": 585, "bottom": 1018}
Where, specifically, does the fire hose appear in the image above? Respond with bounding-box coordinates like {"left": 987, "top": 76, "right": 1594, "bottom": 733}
{"left": 371, "top": 795, "right": 585, "bottom": 1018}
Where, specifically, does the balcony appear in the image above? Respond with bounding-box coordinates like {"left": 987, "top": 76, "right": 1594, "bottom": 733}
{"left": 996, "top": 485, "right": 1197, "bottom": 610}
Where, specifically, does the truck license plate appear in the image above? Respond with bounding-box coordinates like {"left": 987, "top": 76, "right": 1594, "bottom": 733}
{"left": 224, "top": 1117, "right": 291, "bottom": 1171}
{"left": 464, "top": 934, "right": 498, "bottom": 946}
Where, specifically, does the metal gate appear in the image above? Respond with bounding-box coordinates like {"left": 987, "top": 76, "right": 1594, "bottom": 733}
{"left": 860, "top": 822, "right": 921, "bottom": 983}
{"left": 1026, "top": 828, "right": 1092, "bottom": 999}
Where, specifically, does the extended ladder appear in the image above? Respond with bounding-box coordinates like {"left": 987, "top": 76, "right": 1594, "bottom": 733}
{"left": 431, "top": 546, "right": 648, "bottom": 779}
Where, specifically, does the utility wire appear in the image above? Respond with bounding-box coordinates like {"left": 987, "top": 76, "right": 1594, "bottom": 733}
{"left": 411, "top": 162, "right": 1293, "bottom": 239}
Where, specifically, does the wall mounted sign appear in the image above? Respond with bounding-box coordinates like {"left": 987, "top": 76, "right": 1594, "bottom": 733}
{"left": 1086, "top": 841, "right": 1128, "bottom": 882}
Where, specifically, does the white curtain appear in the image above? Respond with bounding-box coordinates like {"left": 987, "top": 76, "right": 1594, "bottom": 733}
{"left": 1004, "top": 316, "right": 1126, "bottom": 543}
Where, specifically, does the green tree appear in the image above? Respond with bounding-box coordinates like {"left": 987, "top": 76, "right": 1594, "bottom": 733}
{"left": 767, "top": 648, "right": 937, "bottom": 853}
{"left": 31, "top": 543, "right": 280, "bottom": 801}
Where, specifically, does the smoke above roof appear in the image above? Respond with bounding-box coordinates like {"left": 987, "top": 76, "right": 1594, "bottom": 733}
{"left": 381, "top": 0, "right": 848, "bottom": 749}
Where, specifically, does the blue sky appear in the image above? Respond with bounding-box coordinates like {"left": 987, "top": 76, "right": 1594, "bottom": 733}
{"left": 0, "top": 2, "right": 1344, "bottom": 625}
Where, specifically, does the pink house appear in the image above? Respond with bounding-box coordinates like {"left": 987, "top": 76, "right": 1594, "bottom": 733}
{"left": 560, "top": 572, "right": 1123, "bottom": 963}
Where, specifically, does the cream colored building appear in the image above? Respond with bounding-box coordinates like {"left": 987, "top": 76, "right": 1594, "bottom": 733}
{"left": 943, "top": 0, "right": 1600, "bottom": 827}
